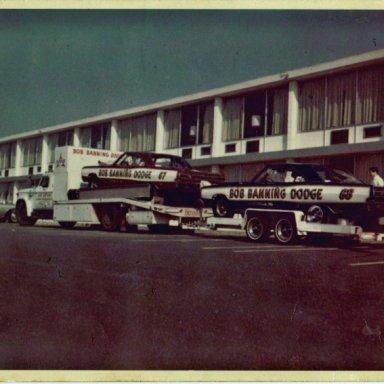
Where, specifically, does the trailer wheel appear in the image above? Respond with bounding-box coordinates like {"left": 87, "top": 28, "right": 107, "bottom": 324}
{"left": 274, "top": 215, "right": 297, "bottom": 245}
{"left": 16, "top": 201, "right": 37, "bottom": 226}
{"left": 213, "top": 196, "right": 233, "bottom": 218}
{"left": 245, "top": 214, "right": 269, "bottom": 242}
{"left": 98, "top": 204, "right": 120, "bottom": 231}
{"left": 58, "top": 221, "right": 76, "bottom": 229}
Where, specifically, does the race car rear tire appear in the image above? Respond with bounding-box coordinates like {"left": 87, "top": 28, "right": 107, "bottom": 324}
{"left": 213, "top": 196, "right": 233, "bottom": 218}
{"left": 245, "top": 214, "right": 269, "bottom": 242}
{"left": 274, "top": 215, "right": 297, "bottom": 245}
{"left": 16, "top": 201, "right": 37, "bottom": 226}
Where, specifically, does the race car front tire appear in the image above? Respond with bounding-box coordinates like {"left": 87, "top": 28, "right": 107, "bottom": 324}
{"left": 213, "top": 196, "right": 233, "bottom": 218}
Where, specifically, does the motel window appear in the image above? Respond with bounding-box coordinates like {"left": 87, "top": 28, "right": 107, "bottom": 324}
{"left": 119, "top": 113, "right": 156, "bottom": 152}
{"left": 80, "top": 123, "right": 111, "bottom": 150}
{"left": 164, "top": 109, "right": 181, "bottom": 149}
{"left": 181, "top": 104, "right": 198, "bottom": 147}
{"left": 243, "top": 91, "right": 266, "bottom": 138}
{"left": 299, "top": 78, "right": 326, "bottom": 132}
{"left": 48, "top": 130, "right": 74, "bottom": 164}
{"left": 21, "top": 137, "right": 42, "bottom": 167}
{"left": 356, "top": 65, "right": 384, "bottom": 125}
{"left": 223, "top": 96, "right": 242, "bottom": 141}
{"left": 48, "top": 134, "right": 58, "bottom": 164}
{"left": 179, "top": 102, "right": 214, "bottom": 147}
{"left": 0, "top": 142, "right": 16, "bottom": 170}
{"left": 223, "top": 87, "right": 288, "bottom": 141}
{"left": 326, "top": 72, "right": 356, "bottom": 128}
{"left": 198, "top": 102, "right": 214, "bottom": 145}
{"left": 266, "top": 87, "right": 288, "bottom": 135}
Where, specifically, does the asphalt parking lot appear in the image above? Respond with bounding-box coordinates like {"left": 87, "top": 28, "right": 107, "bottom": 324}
{"left": 1, "top": 222, "right": 384, "bottom": 372}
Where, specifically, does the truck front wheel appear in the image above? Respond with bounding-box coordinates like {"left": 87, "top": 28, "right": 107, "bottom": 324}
{"left": 16, "top": 201, "right": 37, "bottom": 226}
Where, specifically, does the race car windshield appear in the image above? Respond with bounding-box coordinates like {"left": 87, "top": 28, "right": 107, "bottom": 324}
{"left": 114, "top": 153, "right": 144, "bottom": 166}
{"left": 316, "top": 166, "right": 364, "bottom": 184}
{"left": 251, "top": 164, "right": 364, "bottom": 185}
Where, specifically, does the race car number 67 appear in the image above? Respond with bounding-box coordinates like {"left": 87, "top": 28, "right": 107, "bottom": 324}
{"left": 339, "top": 188, "right": 354, "bottom": 200}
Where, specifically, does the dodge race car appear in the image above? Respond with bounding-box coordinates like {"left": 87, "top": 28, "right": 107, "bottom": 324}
{"left": 201, "top": 162, "right": 384, "bottom": 224}
{"left": 81, "top": 152, "right": 225, "bottom": 204}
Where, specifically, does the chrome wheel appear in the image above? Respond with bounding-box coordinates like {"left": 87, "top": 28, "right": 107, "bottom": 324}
{"left": 274, "top": 217, "right": 296, "bottom": 245}
{"left": 246, "top": 215, "right": 268, "bottom": 242}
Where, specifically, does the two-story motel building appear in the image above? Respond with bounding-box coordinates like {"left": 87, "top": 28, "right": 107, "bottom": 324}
{"left": 1, "top": 49, "right": 384, "bottom": 204}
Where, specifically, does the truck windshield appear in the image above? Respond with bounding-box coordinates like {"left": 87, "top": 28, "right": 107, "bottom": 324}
{"left": 39, "top": 176, "right": 50, "bottom": 188}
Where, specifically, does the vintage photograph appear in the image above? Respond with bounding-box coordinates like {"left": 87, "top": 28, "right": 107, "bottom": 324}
{"left": 1, "top": 5, "right": 384, "bottom": 381}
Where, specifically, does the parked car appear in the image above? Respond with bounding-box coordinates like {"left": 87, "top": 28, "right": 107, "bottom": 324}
{"left": 81, "top": 152, "right": 225, "bottom": 205}
{"left": 0, "top": 203, "right": 17, "bottom": 223}
{"left": 201, "top": 162, "right": 384, "bottom": 224}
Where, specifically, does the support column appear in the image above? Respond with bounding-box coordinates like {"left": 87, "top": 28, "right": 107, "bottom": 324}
{"left": 14, "top": 139, "right": 22, "bottom": 176}
{"left": 156, "top": 110, "right": 165, "bottom": 153}
{"left": 287, "top": 81, "right": 299, "bottom": 150}
{"left": 109, "top": 120, "right": 119, "bottom": 152}
{"left": 212, "top": 97, "right": 223, "bottom": 158}
{"left": 40, "top": 134, "right": 48, "bottom": 173}
{"left": 73, "top": 127, "right": 81, "bottom": 147}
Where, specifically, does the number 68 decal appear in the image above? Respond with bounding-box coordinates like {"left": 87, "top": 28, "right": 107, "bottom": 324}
{"left": 339, "top": 188, "right": 354, "bottom": 200}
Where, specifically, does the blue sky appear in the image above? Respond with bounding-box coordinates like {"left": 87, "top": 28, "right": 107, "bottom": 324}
{"left": 1, "top": 9, "right": 384, "bottom": 136}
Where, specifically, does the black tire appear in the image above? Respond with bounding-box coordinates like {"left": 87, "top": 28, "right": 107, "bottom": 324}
{"left": 88, "top": 175, "right": 99, "bottom": 189}
{"left": 274, "top": 215, "right": 297, "bottom": 245}
{"left": 58, "top": 221, "right": 76, "bottom": 229}
{"left": 7, "top": 209, "right": 18, "bottom": 223}
{"left": 16, "top": 201, "right": 37, "bottom": 226}
{"left": 245, "top": 214, "right": 269, "bottom": 242}
{"left": 98, "top": 204, "right": 120, "bottom": 231}
{"left": 305, "top": 205, "right": 325, "bottom": 223}
{"left": 213, "top": 196, "right": 233, "bottom": 218}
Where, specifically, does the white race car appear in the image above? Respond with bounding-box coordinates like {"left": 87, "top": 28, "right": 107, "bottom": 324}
{"left": 201, "top": 162, "right": 384, "bottom": 225}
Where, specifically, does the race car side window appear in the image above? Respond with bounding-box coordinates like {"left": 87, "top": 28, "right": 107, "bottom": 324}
{"left": 259, "top": 168, "right": 286, "bottom": 183}
{"left": 154, "top": 157, "right": 171, "bottom": 167}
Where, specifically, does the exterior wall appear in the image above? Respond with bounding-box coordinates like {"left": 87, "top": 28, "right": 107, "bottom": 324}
{"left": 1, "top": 50, "right": 384, "bottom": 202}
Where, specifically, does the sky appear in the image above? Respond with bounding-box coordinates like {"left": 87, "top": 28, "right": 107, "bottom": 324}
{"left": 1, "top": 9, "right": 384, "bottom": 137}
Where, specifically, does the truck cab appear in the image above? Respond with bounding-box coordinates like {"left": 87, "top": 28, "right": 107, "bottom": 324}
{"left": 16, "top": 173, "right": 54, "bottom": 226}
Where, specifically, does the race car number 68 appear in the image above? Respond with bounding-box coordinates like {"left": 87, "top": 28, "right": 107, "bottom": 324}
{"left": 339, "top": 188, "right": 354, "bottom": 200}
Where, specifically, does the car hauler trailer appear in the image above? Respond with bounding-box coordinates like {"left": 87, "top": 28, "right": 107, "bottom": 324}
{"left": 205, "top": 209, "right": 363, "bottom": 245}
{"left": 14, "top": 145, "right": 383, "bottom": 244}
{"left": 15, "top": 146, "right": 211, "bottom": 231}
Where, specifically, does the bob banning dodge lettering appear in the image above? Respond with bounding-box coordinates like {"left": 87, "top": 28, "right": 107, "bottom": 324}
{"left": 99, "top": 168, "right": 153, "bottom": 180}
{"left": 229, "top": 186, "right": 324, "bottom": 201}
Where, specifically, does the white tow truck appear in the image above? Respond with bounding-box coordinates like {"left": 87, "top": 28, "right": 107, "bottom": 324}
{"left": 15, "top": 146, "right": 211, "bottom": 231}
